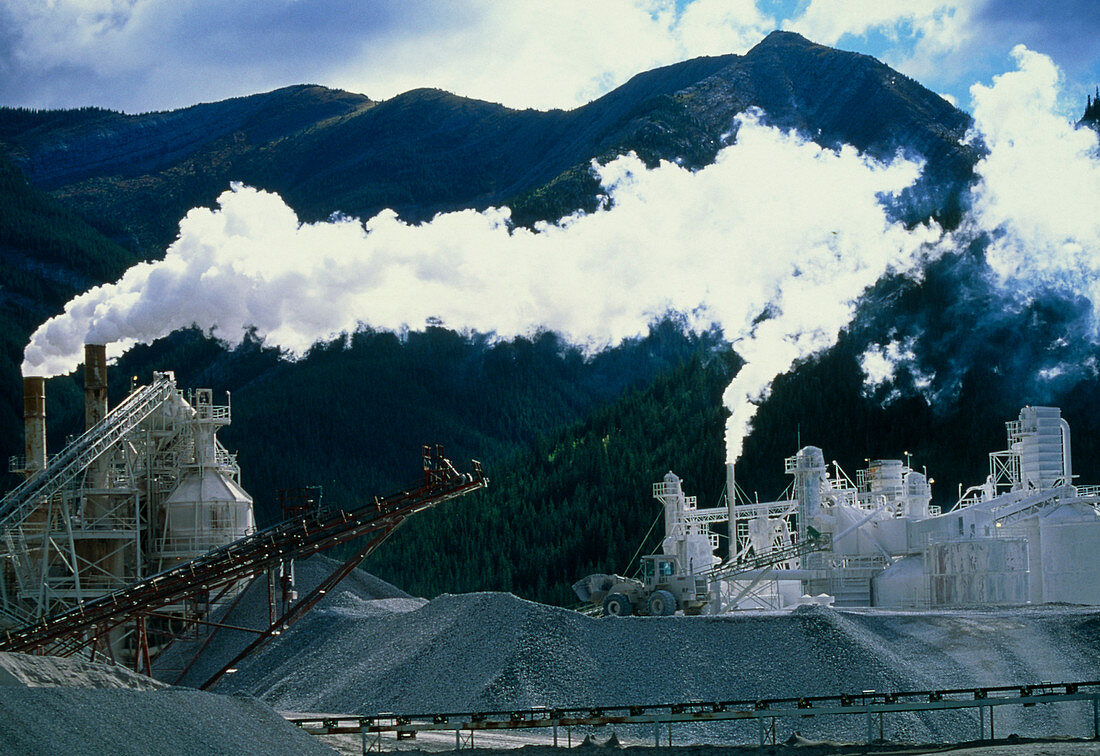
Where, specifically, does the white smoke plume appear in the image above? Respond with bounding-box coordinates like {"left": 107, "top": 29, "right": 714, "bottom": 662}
{"left": 860, "top": 336, "right": 931, "bottom": 395}
{"left": 22, "top": 112, "right": 940, "bottom": 464}
{"left": 968, "top": 45, "right": 1100, "bottom": 326}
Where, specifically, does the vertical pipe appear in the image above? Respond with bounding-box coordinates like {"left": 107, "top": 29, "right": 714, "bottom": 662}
{"left": 1061, "top": 418, "right": 1073, "bottom": 486}
{"left": 726, "top": 463, "right": 737, "bottom": 559}
{"left": 23, "top": 376, "right": 46, "bottom": 474}
{"left": 83, "top": 343, "right": 108, "bottom": 431}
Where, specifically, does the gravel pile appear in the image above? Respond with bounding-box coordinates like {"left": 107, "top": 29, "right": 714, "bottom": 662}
{"left": 153, "top": 555, "right": 416, "bottom": 688}
{"left": 207, "top": 592, "right": 1100, "bottom": 744}
{"left": 0, "top": 651, "right": 168, "bottom": 690}
{"left": 0, "top": 687, "right": 335, "bottom": 755}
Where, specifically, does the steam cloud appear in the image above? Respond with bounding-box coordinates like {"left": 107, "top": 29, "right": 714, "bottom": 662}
{"left": 968, "top": 45, "right": 1100, "bottom": 323}
{"left": 858, "top": 45, "right": 1100, "bottom": 406}
{"left": 23, "top": 112, "right": 940, "bottom": 464}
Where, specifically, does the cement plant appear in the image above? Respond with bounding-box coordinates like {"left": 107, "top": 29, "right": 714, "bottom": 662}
{"left": 0, "top": 346, "right": 1098, "bottom": 755}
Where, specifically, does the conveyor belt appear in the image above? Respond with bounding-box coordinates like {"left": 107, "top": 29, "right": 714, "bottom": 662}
{"left": 290, "top": 679, "right": 1100, "bottom": 748}
{"left": 0, "top": 445, "right": 486, "bottom": 656}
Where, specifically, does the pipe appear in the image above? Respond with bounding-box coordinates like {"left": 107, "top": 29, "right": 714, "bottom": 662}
{"left": 726, "top": 463, "right": 737, "bottom": 559}
{"left": 84, "top": 343, "right": 108, "bottom": 431}
{"left": 23, "top": 376, "right": 46, "bottom": 474}
{"left": 1060, "top": 418, "right": 1072, "bottom": 486}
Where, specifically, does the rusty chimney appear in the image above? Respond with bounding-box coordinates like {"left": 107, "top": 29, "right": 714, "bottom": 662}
{"left": 23, "top": 376, "right": 46, "bottom": 475}
{"left": 84, "top": 343, "right": 108, "bottom": 431}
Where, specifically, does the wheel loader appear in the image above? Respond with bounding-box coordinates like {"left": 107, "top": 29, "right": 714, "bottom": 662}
{"left": 572, "top": 554, "right": 709, "bottom": 616}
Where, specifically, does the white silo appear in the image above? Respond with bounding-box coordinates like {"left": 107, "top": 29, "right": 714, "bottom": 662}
{"left": 155, "top": 389, "right": 255, "bottom": 567}
{"left": 1015, "top": 406, "right": 1071, "bottom": 490}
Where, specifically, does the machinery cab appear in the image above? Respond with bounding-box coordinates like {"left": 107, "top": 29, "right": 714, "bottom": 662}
{"left": 640, "top": 554, "right": 680, "bottom": 588}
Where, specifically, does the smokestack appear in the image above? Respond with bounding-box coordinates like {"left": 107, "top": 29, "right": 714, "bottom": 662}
{"left": 84, "top": 343, "right": 108, "bottom": 431}
{"left": 23, "top": 376, "right": 46, "bottom": 475}
{"left": 726, "top": 462, "right": 737, "bottom": 561}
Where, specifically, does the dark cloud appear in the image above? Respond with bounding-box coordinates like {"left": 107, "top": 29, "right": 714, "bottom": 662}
{"left": 0, "top": 0, "right": 478, "bottom": 112}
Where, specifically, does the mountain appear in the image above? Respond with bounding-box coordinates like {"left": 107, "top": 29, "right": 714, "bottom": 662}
{"left": 0, "top": 32, "right": 974, "bottom": 258}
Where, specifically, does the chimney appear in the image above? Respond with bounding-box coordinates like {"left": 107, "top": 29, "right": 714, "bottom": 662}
{"left": 84, "top": 343, "right": 108, "bottom": 431}
{"left": 725, "top": 462, "right": 737, "bottom": 560}
{"left": 23, "top": 377, "right": 46, "bottom": 474}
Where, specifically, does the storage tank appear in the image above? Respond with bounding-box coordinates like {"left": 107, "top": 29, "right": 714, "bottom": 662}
{"left": 1016, "top": 406, "right": 1070, "bottom": 490}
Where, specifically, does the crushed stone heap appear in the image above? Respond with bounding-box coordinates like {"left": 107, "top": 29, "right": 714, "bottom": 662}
{"left": 152, "top": 554, "right": 414, "bottom": 688}
{"left": 0, "top": 651, "right": 168, "bottom": 690}
{"left": 0, "top": 687, "right": 335, "bottom": 756}
{"left": 209, "top": 588, "right": 1100, "bottom": 744}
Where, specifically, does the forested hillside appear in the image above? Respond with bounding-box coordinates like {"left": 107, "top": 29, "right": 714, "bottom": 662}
{"left": 0, "top": 152, "right": 135, "bottom": 461}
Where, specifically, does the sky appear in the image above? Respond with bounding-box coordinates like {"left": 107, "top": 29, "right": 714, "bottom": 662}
{"left": 1, "top": 0, "right": 1098, "bottom": 118}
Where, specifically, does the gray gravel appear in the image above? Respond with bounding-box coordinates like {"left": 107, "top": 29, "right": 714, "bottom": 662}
{"left": 153, "top": 554, "right": 414, "bottom": 688}
{"left": 0, "top": 651, "right": 169, "bottom": 689}
{"left": 0, "top": 687, "right": 335, "bottom": 755}
{"left": 206, "top": 592, "right": 1100, "bottom": 745}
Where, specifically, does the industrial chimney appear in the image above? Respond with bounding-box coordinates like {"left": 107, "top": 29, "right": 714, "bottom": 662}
{"left": 84, "top": 343, "right": 108, "bottom": 431}
{"left": 725, "top": 463, "right": 737, "bottom": 560}
{"left": 22, "top": 376, "right": 46, "bottom": 475}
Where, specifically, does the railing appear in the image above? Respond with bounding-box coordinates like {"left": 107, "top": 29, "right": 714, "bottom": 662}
{"left": 708, "top": 533, "right": 832, "bottom": 581}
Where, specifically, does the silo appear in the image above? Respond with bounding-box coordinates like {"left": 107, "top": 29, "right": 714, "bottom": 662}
{"left": 155, "top": 389, "right": 255, "bottom": 566}
{"left": 793, "top": 446, "right": 825, "bottom": 537}
{"left": 1016, "top": 406, "right": 1070, "bottom": 490}
{"left": 158, "top": 470, "right": 254, "bottom": 564}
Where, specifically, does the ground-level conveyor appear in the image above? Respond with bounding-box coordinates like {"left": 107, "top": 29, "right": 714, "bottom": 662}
{"left": 290, "top": 680, "right": 1100, "bottom": 750}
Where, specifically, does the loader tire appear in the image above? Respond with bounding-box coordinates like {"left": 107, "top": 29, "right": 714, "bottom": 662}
{"left": 603, "top": 593, "right": 633, "bottom": 617}
{"left": 648, "top": 590, "right": 676, "bottom": 616}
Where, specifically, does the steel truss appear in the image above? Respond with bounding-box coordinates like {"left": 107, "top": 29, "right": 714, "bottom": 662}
{"left": 0, "top": 446, "right": 486, "bottom": 668}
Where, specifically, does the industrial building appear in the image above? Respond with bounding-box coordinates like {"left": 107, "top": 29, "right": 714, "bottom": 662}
{"left": 644, "top": 405, "right": 1100, "bottom": 612}
{"left": 0, "top": 345, "right": 256, "bottom": 662}
{"left": 0, "top": 344, "right": 485, "bottom": 679}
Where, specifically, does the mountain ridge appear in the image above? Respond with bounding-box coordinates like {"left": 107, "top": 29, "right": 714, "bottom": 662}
{"left": 0, "top": 31, "right": 976, "bottom": 256}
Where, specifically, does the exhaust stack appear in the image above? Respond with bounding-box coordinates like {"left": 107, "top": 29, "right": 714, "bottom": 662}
{"left": 725, "top": 462, "right": 736, "bottom": 560}
{"left": 23, "top": 377, "right": 46, "bottom": 475}
{"left": 84, "top": 343, "right": 108, "bottom": 431}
